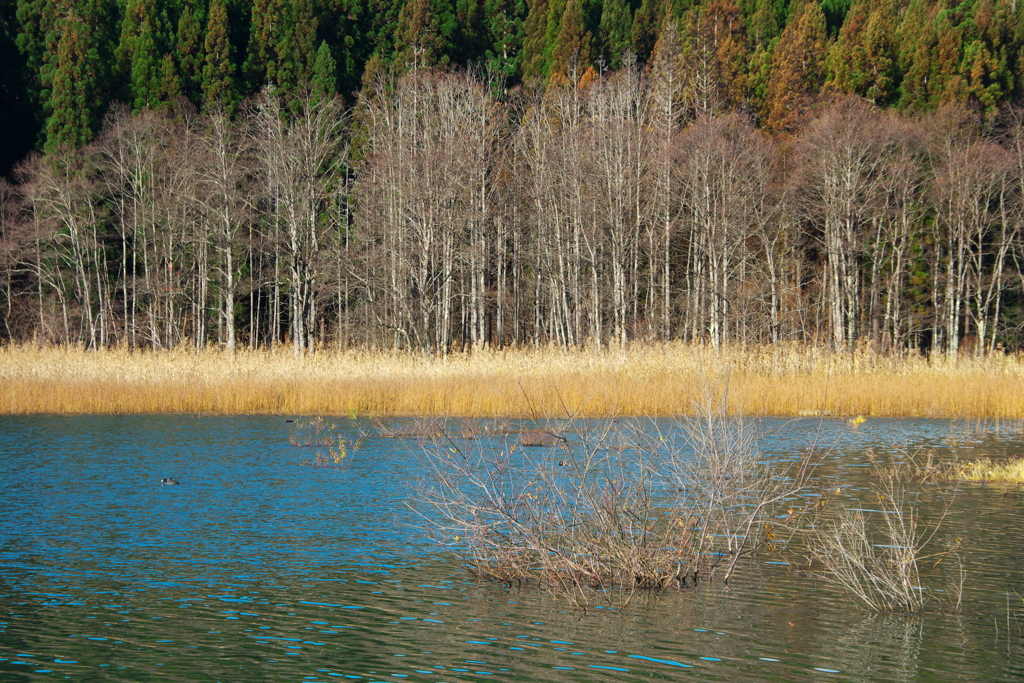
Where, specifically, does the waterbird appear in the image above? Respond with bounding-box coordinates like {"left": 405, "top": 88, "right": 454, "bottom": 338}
{"left": 160, "top": 477, "right": 179, "bottom": 485}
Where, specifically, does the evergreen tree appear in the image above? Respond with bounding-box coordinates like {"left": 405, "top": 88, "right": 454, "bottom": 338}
{"left": 599, "top": 0, "right": 633, "bottom": 69}
{"left": 44, "top": 0, "right": 99, "bottom": 151}
{"left": 961, "top": 0, "right": 1015, "bottom": 114}
{"left": 116, "top": 0, "right": 166, "bottom": 109}
{"left": 395, "top": 0, "right": 450, "bottom": 65}
{"left": 895, "top": 0, "right": 935, "bottom": 109}
{"left": 246, "top": 0, "right": 317, "bottom": 98}
{"left": 483, "top": 0, "right": 526, "bottom": 79}
{"left": 175, "top": 0, "right": 204, "bottom": 103}
{"left": 744, "top": 0, "right": 786, "bottom": 46}
{"left": 15, "top": 0, "right": 58, "bottom": 136}
{"left": 202, "top": 0, "right": 235, "bottom": 108}
{"left": 821, "top": 0, "right": 852, "bottom": 35}
{"left": 520, "top": 0, "right": 550, "bottom": 80}
{"left": 746, "top": 38, "right": 775, "bottom": 116}
{"left": 130, "top": 14, "right": 162, "bottom": 108}
{"left": 764, "top": 0, "right": 827, "bottom": 133}
{"left": 312, "top": 39, "right": 338, "bottom": 99}
{"left": 932, "top": 11, "right": 966, "bottom": 106}
{"left": 158, "top": 51, "right": 181, "bottom": 101}
{"left": 454, "top": 0, "right": 487, "bottom": 62}
{"left": 1, "top": 0, "right": 36, "bottom": 170}
{"left": 631, "top": 0, "right": 664, "bottom": 61}
{"left": 245, "top": 0, "right": 284, "bottom": 86}
{"left": 540, "top": 0, "right": 566, "bottom": 72}
{"left": 276, "top": 0, "right": 317, "bottom": 94}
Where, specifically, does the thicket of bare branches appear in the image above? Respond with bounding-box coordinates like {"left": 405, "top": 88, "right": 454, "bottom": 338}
{"left": 807, "top": 451, "right": 964, "bottom": 612}
{"left": 4, "top": 63, "right": 1024, "bottom": 355}
{"left": 412, "top": 393, "right": 819, "bottom": 609}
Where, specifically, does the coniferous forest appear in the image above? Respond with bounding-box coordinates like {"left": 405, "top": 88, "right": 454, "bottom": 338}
{"left": 3, "top": 0, "right": 1024, "bottom": 355}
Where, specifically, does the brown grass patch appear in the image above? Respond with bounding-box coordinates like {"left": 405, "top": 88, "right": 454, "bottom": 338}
{"left": 3, "top": 343, "right": 1024, "bottom": 416}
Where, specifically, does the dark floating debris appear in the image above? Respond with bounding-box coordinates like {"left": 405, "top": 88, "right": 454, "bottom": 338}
{"left": 519, "top": 430, "right": 566, "bottom": 448}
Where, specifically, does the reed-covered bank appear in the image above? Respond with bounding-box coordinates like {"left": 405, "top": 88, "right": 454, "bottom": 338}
{"left": 4, "top": 343, "right": 1024, "bottom": 418}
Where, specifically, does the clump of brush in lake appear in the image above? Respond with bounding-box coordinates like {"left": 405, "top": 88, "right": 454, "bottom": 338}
{"left": 413, "top": 396, "right": 820, "bottom": 610}
{"left": 412, "top": 407, "right": 973, "bottom": 613}
{"left": 806, "top": 453, "right": 964, "bottom": 613}
{"left": 289, "top": 417, "right": 361, "bottom": 468}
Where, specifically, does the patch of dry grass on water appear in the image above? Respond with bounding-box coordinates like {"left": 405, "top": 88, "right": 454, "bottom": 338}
{"left": 3, "top": 343, "right": 1024, "bottom": 416}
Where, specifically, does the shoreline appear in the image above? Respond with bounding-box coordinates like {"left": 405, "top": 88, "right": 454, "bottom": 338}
{"left": 3, "top": 344, "right": 1024, "bottom": 418}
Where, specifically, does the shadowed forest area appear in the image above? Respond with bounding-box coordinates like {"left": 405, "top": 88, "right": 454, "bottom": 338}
{"left": 4, "top": 0, "right": 1024, "bottom": 355}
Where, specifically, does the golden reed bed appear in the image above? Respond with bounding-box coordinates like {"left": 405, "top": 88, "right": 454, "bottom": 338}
{"left": 3, "top": 343, "right": 1024, "bottom": 417}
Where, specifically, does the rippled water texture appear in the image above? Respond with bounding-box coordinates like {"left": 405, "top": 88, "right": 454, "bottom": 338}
{"left": 2, "top": 415, "right": 1023, "bottom": 682}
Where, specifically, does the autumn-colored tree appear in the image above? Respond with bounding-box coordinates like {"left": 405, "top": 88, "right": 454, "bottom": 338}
{"left": 697, "top": 0, "right": 750, "bottom": 108}
{"left": 825, "top": 0, "right": 898, "bottom": 104}
{"left": 549, "top": 0, "right": 591, "bottom": 76}
{"left": 764, "top": 0, "right": 828, "bottom": 133}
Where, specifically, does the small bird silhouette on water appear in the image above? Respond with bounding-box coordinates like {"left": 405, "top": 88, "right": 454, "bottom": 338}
{"left": 160, "top": 478, "right": 179, "bottom": 485}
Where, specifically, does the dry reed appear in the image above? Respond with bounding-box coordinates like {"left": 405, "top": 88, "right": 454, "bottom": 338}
{"left": 4, "top": 343, "right": 1024, "bottom": 417}
{"left": 894, "top": 452, "right": 1024, "bottom": 485}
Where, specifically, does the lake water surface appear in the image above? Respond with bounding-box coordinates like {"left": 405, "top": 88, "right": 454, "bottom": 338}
{"left": 2, "top": 415, "right": 1023, "bottom": 682}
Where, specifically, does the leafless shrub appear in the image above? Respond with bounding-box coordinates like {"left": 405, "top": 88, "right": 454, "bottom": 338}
{"left": 412, "top": 391, "right": 819, "bottom": 609}
{"left": 807, "top": 452, "right": 963, "bottom": 612}
{"left": 300, "top": 436, "right": 361, "bottom": 468}
{"left": 289, "top": 416, "right": 340, "bottom": 446}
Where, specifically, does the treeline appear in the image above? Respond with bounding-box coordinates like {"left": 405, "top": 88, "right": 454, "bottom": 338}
{"left": 3, "top": 55, "right": 1024, "bottom": 355}
{"left": 3, "top": 0, "right": 1024, "bottom": 170}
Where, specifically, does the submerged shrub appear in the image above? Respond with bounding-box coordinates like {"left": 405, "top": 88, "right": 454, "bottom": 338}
{"left": 807, "top": 453, "right": 963, "bottom": 612}
{"left": 412, "top": 395, "right": 820, "bottom": 609}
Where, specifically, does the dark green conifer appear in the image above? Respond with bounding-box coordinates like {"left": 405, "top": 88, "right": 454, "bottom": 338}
{"left": 44, "top": 1, "right": 97, "bottom": 152}
{"left": 599, "top": 0, "right": 632, "bottom": 69}
{"left": 201, "top": 0, "right": 235, "bottom": 108}
{"left": 395, "top": 0, "right": 455, "bottom": 66}
{"left": 174, "top": 0, "right": 204, "bottom": 102}
{"left": 312, "top": 39, "right": 338, "bottom": 99}
{"left": 631, "top": 0, "right": 664, "bottom": 61}
{"left": 483, "top": 0, "right": 526, "bottom": 80}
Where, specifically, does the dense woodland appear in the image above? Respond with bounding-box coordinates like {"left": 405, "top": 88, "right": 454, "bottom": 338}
{"left": 3, "top": 0, "right": 1024, "bottom": 354}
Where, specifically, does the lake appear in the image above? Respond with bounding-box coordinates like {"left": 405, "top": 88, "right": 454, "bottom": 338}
{"left": 1, "top": 415, "right": 1022, "bottom": 682}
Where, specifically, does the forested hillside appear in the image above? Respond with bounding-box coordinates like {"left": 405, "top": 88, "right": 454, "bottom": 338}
{"left": 2, "top": 0, "right": 1024, "bottom": 355}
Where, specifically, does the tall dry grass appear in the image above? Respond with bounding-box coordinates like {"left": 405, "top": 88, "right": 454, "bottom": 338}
{"left": 3, "top": 343, "right": 1024, "bottom": 416}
